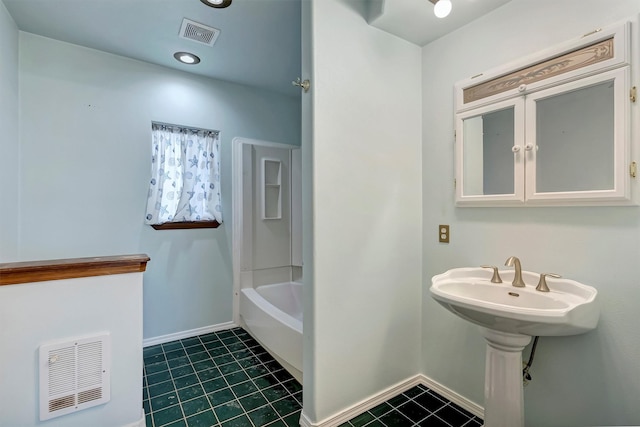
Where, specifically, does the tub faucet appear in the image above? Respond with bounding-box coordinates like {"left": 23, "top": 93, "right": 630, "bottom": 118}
{"left": 505, "top": 256, "right": 526, "bottom": 287}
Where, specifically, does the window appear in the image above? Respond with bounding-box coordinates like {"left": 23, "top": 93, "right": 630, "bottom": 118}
{"left": 145, "top": 123, "right": 222, "bottom": 229}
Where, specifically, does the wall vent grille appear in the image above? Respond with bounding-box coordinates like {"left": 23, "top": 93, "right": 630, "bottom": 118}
{"left": 179, "top": 18, "right": 220, "bottom": 46}
{"left": 39, "top": 333, "right": 111, "bottom": 421}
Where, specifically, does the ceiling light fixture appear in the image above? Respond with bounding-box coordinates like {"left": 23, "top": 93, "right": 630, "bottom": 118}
{"left": 429, "top": 0, "right": 452, "bottom": 18}
{"left": 200, "top": 0, "right": 232, "bottom": 8}
{"left": 173, "top": 52, "right": 201, "bottom": 65}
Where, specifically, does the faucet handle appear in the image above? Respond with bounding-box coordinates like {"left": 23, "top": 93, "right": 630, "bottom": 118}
{"left": 481, "top": 265, "right": 503, "bottom": 283}
{"left": 536, "top": 273, "right": 561, "bottom": 292}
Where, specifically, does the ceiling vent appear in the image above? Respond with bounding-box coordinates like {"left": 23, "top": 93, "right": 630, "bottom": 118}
{"left": 179, "top": 18, "right": 220, "bottom": 47}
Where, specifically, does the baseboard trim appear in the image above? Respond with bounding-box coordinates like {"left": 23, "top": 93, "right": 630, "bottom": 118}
{"left": 418, "top": 374, "right": 484, "bottom": 419}
{"left": 143, "top": 321, "right": 237, "bottom": 347}
{"left": 122, "top": 411, "right": 145, "bottom": 427}
{"left": 300, "top": 375, "right": 424, "bottom": 427}
{"left": 300, "top": 374, "right": 484, "bottom": 427}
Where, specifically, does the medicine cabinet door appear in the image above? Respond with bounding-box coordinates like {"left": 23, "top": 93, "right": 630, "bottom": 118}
{"left": 456, "top": 98, "right": 525, "bottom": 206}
{"left": 524, "top": 67, "right": 630, "bottom": 204}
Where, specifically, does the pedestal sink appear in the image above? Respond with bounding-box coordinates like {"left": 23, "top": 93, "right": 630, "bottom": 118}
{"left": 430, "top": 267, "right": 599, "bottom": 427}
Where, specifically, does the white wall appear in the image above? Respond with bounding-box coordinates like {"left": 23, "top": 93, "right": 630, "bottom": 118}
{"left": 0, "top": 1, "right": 19, "bottom": 261}
{"left": 422, "top": 0, "right": 640, "bottom": 425}
{"left": 303, "top": 0, "right": 423, "bottom": 423}
{"left": 0, "top": 273, "right": 144, "bottom": 427}
{"left": 17, "top": 33, "right": 300, "bottom": 340}
{"left": 300, "top": 0, "right": 316, "bottom": 420}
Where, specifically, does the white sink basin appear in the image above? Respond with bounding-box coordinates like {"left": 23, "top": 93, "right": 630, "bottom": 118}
{"left": 430, "top": 267, "right": 599, "bottom": 336}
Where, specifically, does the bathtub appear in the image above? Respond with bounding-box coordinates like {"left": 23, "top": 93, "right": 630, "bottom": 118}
{"left": 240, "top": 282, "right": 303, "bottom": 380}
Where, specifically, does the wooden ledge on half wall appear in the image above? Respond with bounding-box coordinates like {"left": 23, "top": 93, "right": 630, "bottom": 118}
{"left": 0, "top": 254, "right": 150, "bottom": 286}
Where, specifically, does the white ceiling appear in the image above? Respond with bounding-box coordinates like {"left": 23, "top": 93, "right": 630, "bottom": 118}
{"left": 368, "top": 0, "right": 513, "bottom": 46}
{"left": 2, "top": 0, "right": 512, "bottom": 96}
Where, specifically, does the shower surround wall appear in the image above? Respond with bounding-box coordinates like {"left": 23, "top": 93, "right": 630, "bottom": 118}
{"left": 421, "top": 1, "right": 640, "bottom": 425}
{"left": 234, "top": 139, "right": 302, "bottom": 288}
{"left": 234, "top": 138, "right": 302, "bottom": 379}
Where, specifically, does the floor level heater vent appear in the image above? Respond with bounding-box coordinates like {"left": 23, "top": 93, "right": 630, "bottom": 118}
{"left": 39, "top": 333, "right": 111, "bottom": 420}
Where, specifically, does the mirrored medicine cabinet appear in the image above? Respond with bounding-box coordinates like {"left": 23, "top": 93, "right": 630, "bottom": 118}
{"left": 454, "top": 21, "right": 637, "bottom": 207}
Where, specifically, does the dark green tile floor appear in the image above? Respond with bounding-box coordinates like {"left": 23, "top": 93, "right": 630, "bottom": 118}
{"left": 143, "top": 328, "right": 302, "bottom": 427}
{"left": 338, "top": 384, "right": 483, "bottom": 427}
{"left": 143, "top": 328, "right": 483, "bottom": 427}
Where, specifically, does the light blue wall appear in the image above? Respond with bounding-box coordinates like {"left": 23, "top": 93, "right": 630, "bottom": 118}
{"left": 0, "top": 2, "right": 19, "bottom": 262}
{"left": 303, "top": 0, "right": 423, "bottom": 423}
{"left": 18, "top": 32, "right": 300, "bottom": 340}
{"left": 422, "top": 0, "right": 640, "bottom": 425}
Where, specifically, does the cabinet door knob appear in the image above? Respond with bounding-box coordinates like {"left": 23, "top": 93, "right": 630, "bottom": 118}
{"left": 525, "top": 144, "right": 534, "bottom": 151}
{"left": 512, "top": 145, "right": 521, "bottom": 153}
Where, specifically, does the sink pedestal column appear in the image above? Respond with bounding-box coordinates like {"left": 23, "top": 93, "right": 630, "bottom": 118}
{"left": 480, "top": 328, "right": 532, "bottom": 427}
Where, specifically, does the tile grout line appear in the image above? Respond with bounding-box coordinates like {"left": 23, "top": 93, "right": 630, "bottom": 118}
{"left": 189, "top": 328, "right": 279, "bottom": 426}
{"left": 146, "top": 329, "right": 478, "bottom": 427}
{"left": 208, "top": 330, "right": 261, "bottom": 427}
{"left": 142, "top": 365, "right": 154, "bottom": 427}
{"left": 404, "top": 390, "right": 457, "bottom": 427}
{"left": 220, "top": 328, "right": 299, "bottom": 427}
{"left": 145, "top": 329, "right": 303, "bottom": 427}
{"left": 149, "top": 343, "right": 188, "bottom": 427}
{"left": 408, "top": 394, "right": 453, "bottom": 427}
{"left": 188, "top": 332, "right": 251, "bottom": 424}
{"left": 219, "top": 327, "right": 296, "bottom": 427}
{"left": 143, "top": 351, "right": 171, "bottom": 427}
{"left": 162, "top": 342, "right": 191, "bottom": 427}
{"left": 228, "top": 328, "right": 289, "bottom": 426}
{"left": 147, "top": 341, "right": 219, "bottom": 426}
{"left": 177, "top": 335, "right": 225, "bottom": 426}
{"left": 239, "top": 328, "right": 302, "bottom": 425}
{"left": 351, "top": 385, "right": 474, "bottom": 427}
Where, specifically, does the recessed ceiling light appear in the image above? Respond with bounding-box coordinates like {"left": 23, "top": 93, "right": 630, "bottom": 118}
{"left": 173, "top": 52, "right": 201, "bottom": 65}
{"left": 200, "top": 0, "right": 232, "bottom": 8}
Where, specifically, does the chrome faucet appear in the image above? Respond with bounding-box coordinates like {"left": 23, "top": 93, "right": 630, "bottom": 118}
{"left": 505, "top": 256, "right": 526, "bottom": 287}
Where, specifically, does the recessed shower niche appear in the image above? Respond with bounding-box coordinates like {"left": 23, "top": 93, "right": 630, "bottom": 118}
{"left": 262, "top": 158, "right": 282, "bottom": 220}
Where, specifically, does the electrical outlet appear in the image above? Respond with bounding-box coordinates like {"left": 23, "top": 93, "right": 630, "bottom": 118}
{"left": 439, "top": 225, "right": 450, "bottom": 243}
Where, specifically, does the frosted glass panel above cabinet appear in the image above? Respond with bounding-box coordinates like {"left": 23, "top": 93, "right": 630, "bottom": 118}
{"left": 455, "top": 22, "right": 630, "bottom": 112}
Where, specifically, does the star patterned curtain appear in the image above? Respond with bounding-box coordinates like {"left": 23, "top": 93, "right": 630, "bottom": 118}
{"left": 145, "top": 123, "right": 222, "bottom": 225}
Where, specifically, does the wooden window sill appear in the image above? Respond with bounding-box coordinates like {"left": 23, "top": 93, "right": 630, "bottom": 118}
{"left": 0, "top": 254, "right": 150, "bottom": 286}
{"left": 151, "top": 221, "right": 221, "bottom": 230}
